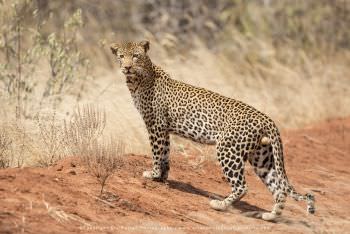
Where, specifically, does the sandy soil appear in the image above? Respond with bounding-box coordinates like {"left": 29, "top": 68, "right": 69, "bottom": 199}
{"left": 1, "top": 117, "right": 350, "bottom": 234}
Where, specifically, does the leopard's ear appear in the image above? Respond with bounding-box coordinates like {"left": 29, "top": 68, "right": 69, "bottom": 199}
{"left": 139, "top": 40, "right": 150, "bottom": 53}
{"left": 110, "top": 43, "right": 120, "bottom": 55}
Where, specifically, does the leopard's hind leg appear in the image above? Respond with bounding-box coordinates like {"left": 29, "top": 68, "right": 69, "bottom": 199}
{"left": 210, "top": 135, "right": 249, "bottom": 211}
{"left": 248, "top": 144, "right": 287, "bottom": 220}
{"left": 249, "top": 143, "right": 315, "bottom": 221}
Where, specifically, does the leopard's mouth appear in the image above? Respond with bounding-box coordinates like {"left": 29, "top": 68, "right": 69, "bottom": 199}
{"left": 123, "top": 70, "right": 135, "bottom": 76}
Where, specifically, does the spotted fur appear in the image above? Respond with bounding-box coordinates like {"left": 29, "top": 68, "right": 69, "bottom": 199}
{"left": 110, "top": 40, "right": 315, "bottom": 220}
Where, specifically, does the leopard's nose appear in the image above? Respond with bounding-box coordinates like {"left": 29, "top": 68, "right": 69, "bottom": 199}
{"left": 124, "top": 65, "right": 131, "bottom": 71}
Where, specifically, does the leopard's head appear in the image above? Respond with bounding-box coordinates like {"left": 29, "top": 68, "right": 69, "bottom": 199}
{"left": 110, "top": 40, "right": 152, "bottom": 78}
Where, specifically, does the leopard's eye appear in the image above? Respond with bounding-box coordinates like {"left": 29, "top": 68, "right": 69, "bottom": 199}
{"left": 119, "top": 54, "right": 124, "bottom": 59}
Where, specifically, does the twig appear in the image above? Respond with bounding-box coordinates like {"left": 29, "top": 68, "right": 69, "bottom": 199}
{"left": 170, "top": 210, "right": 208, "bottom": 226}
{"left": 310, "top": 189, "right": 326, "bottom": 195}
{"left": 93, "top": 195, "right": 117, "bottom": 208}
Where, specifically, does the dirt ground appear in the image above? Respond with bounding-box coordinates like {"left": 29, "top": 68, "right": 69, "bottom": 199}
{"left": 1, "top": 117, "right": 349, "bottom": 234}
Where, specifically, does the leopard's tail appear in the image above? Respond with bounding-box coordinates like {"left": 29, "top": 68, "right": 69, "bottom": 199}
{"left": 288, "top": 185, "right": 316, "bottom": 214}
{"left": 265, "top": 129, "right": 316, "bottom": 215}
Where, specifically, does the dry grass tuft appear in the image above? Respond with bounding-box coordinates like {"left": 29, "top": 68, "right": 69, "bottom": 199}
{"left": 63, "top": 104, "right": 106, "bottom": 156}
{"left": 81, "top": 137, "right": 125, "bottom": 197}
{"left": 0, "top": 128, "right": 13, "bottom": 168}
{"left": 34, "top": 105, "right": 108, "bottom": 167}
{"left": 35, "top": 112, "right": 66, "bottom": 166}
{"left": 0, "top": 121, "right": 35, "bottom": 168}
{"left": 62, "top": 104, "right": 125, "bottom": 196}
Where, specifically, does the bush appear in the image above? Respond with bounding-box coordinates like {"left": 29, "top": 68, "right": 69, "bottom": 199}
{"left": 35, "top": 112, "right": 66, "bottom": 166}
{"left": 81, "top": 138, "right": 125, "bottom": 196}
{"left": 63, "top": 104, "right": 106, "bottom": 157}
{"left": 0, "top": 129, "right": 13, "bottom": 168}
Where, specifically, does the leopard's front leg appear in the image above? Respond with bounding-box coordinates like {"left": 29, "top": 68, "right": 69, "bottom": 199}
{"left": 143, "top": 127, "right": 170, "bottom": 182}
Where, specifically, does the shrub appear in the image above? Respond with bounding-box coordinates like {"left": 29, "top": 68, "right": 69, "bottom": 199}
{"left": 0, "top": 128, "right": 13, "bottom": 168}
{"left": 63, "top": 104, "right": 106, "bottom": 157}
{"left": 81, "top": 138, "right": 125, "bottom": 196}
{"left": 35, "top": 112, "right": 66, "bottom": 166}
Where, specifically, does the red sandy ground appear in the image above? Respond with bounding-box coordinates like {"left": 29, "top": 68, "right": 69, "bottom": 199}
{"left": 0, "top": 118, "right": 350, "bottom": 234}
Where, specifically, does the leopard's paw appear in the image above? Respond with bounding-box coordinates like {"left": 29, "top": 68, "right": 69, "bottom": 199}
{"left": 142, "top": 170, "right": 155, "bottom": 179}
{"left": 262, "top": 212, "right": 277, "bottom": 221}
{"left": 210, "top": 199, "right": 229, "bottom": 211}
{"left": 142, "top": 170, "right": 165, "bottom": 182}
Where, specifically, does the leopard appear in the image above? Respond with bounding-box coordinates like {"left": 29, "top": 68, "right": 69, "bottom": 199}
{"left": 110, "top": 40, "right": 315, "bottom": 221}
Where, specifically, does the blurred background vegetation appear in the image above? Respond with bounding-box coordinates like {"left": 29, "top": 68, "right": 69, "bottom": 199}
{"left": 0, "top": 0, "right": 349, "bottom": 166}
{"left": 2, "top": 0, "right": 350, "bottom": 65}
